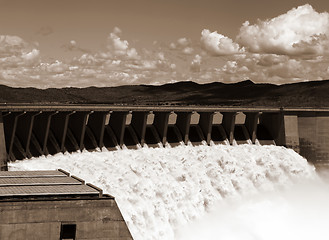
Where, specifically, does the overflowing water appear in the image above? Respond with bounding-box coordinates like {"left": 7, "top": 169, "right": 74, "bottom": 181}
{"left": 8, "top": 144, "right": 329, "bottom": 240}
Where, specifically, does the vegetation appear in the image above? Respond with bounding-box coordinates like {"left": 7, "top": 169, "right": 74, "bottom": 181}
{"left": 0, "top": 80, "right": 328, "bottom": 108}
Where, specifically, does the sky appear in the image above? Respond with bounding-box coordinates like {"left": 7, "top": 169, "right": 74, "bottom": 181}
{"left": 1, "top": 0, "right": 329, "bottom": 88}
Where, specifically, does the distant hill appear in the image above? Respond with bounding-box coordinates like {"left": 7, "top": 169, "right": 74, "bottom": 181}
{"left": 0, "top": 79, "right": 328, "bottom": 108}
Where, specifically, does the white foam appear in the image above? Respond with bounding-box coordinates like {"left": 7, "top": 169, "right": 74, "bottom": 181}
{"left": 9, "top": 144, "right": 322, "bottom": 240}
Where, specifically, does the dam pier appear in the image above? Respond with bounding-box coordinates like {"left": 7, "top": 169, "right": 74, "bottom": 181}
{"left": 1, "top": 104, "right": 329, "bottom": 170}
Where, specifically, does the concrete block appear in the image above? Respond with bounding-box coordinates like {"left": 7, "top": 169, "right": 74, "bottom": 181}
{"left": 26, "top": 223, "right": 51, "bottom": 240}
{"left": 0, "top": 199, "right": 131, "bottom": 239}
{"left": 244, "top": 112, "right": 260, "bottom": 144}
{"left": 283, "top": 115, "right": 300, "bottom": 153}
{"left": 49, "top": 112, "right": 72, "bottom": 152}
{"left": 259, "top": 112, "right": 285, "bottom": 146}
{"left": 87, "top": 112, "right": 108, "bottom": 148}
{"left": 109, "top": 112, "right": 128, "bottom": 147}
{"left": 68, "top": 111, "right": 89, "bottom": 150}
{"left": 131, "top": 112, "right": 149, "bottom": 146}
{"left": 153, "top": 112, "right": 170, "bottom": 145}
{"left": 176, "top": 112, "right": 192, "bottom": 144}
{"left": 0, "top": 112, "right": 8, "bottom": 170}
{"left": 222, "top": 112, "right": 236, "bottom": 145}
{"left": 199, "top": 112, "right": 214, "bottom": 145}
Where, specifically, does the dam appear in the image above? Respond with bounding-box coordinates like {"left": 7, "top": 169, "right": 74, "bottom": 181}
{"left": 1, "top": 104, "right": 329, "bottom": 170}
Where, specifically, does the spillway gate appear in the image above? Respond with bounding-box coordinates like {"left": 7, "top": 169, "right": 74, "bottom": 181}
{"left": 1, "top": 104, "right": 329, "bottom": 170}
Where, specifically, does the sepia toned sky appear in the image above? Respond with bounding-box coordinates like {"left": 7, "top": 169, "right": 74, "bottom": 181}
{"left": 1, "top": 0, "right": 329, "bottom": 88}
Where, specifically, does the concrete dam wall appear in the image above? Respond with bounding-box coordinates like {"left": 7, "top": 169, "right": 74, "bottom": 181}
{"left": 1, "top": 104, "right": 329, "bottom": 170}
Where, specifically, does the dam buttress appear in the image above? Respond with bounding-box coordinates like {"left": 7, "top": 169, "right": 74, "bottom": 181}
{"left": 1, "top": 104, "right": 329, "bottom": 170}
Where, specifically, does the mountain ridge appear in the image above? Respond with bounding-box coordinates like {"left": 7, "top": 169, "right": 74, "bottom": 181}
{"left": 0, "top": 79, "right": 328, "bottom": 108}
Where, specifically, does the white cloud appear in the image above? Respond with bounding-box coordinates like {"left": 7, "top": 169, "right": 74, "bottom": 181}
{"left": 267, "top": 59, "right": 306, "bottom": 79}
{"left": 108, "top": 32, "right": 129, "bottom": 55}
{"left": 62, "top": 40, "right": 90, "bottom": 53}
{"left": 21, "top": 49, "right": 40, "bottom": 61}
{"left": 2, "top": 12, "right": 329, "bottom": 89}
{"left": 0, "top": 35, "right": 40, "bottom": 68}
{"left": 257, "top": 54, "right": 289, "bottom": 67}
{"left": 75, "top": 53, "right": 103, "bottom": 66}
{"left": 177, "top": 38, "right": 190, "bottom": 47}
{"left": 126, "top": 60, "right": 157, "bottom": 70}
{"left": 190, "top": 54, "right": 202, "bottom": 72}
{"left": 170, "top": 63, "right": 176, "bottom": 70}
{"left": 106, "top": 27, "right": 140, "bottom": 59}
{"left": 113, "top": 26, "right": 122, "bottom": 36}
{"left": 201, "top": 29, "right": 243, "bottom": 56}
{"left": 211, "top": 52, "right": 329, "bottom": 84}
{"left": 40, "top": 61, "right": 69, "bottom": 74}
{"left": 221, "top": 61, "right": 238, "bottom": 74}
{"left": 169, "top": 38, "right": 195, "bottom": 56}
{"left": 157, "top": 52, "right": 165, "bottom": 61}
{"left": 70, "top": 40, "right": 77, "bottom": 47}
{"left": 237, "top": 4, "right": 329, "bottom": 56}
{"left": 126, "top": 48, "right": 140, "bottom": 60}
{"left": 183, "top": 47, "right": 194, "bottom": 55}
{"left": 169, "top": 43, "right": 176, "bottom": 49}
{"left": 0, "top": 35, "right": 25, "bottom": 50}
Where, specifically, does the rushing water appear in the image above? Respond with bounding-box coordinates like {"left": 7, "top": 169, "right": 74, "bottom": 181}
{"left": 9, "top": 144, "right": 329, "bottom": 240}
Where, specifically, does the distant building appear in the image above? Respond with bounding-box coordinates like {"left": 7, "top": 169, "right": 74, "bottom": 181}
{"left": 0, "top": 169, "right": 132, "bottom": 240}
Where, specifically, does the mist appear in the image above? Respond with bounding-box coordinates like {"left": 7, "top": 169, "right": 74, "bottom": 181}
{"left": 9, "top": 144, "right": 327, "bottom": 240}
